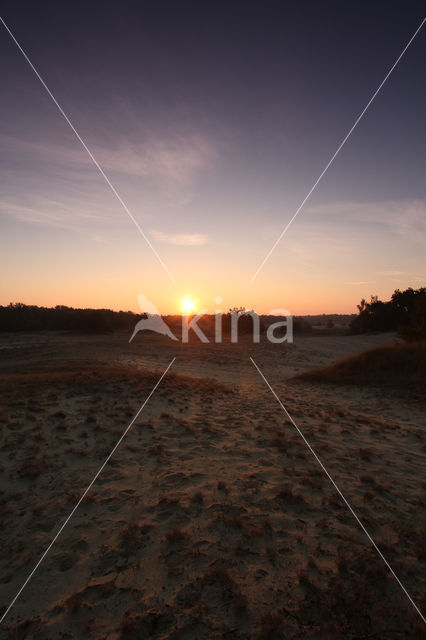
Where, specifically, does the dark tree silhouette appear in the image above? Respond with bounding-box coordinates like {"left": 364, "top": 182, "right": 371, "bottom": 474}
{"left": 0, "top": 303, "right": 142, "bottom": 333}
{"left": 349, "top": 287, "right": 426, "bottom": 339}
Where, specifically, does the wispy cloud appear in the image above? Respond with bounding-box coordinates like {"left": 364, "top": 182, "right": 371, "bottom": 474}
{"left": 375, "top": 270, "right": 425, "bottom": 284}
{"left": 0, "top": 130, "right": 216, "bottom": 234}
{"left": 344, "top": 281, "right": 372, "bottom": 285}
{"left": 0, "top": 193, "right": 117, "bottom": 232}
{"left": 305, "top": 199, "right": 426, "bottom": 244}
{"left": 151, "top": 230, "right": 207, "bottom": 246}
{"left": 377, "top": 270, "right": 406, "bottom": 277}
{"left": 0, "top": 197, "right": 105, "bottom": 224}
{"left": 0, "top": 131, "right": 215, "bottom": 185}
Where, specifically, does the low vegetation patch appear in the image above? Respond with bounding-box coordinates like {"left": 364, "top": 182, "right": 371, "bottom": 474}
{"left": 294, "top": 341, "right": 426, "bottom": 393}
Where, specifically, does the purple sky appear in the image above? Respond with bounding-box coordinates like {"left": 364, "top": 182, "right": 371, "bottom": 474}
{"left": 1, "top": 1, "right": 425, "bottom": 313}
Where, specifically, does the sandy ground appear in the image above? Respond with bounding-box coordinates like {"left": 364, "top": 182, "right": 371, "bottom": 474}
{"left": 0, "top": 330, "right": 424, "bottom": 639}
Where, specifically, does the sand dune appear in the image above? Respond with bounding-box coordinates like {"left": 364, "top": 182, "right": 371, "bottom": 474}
{"left": 0, "top": 332, "right": 424, "bottom": 638}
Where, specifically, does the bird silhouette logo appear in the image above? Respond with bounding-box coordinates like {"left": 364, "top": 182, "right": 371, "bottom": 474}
{"left": 129, "top": 294, "right": 178, "bottom": 342}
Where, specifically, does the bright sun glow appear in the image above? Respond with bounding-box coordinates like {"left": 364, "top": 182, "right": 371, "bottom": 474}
{"left": 181, "top": 296, "right": 195, "bottom": 314}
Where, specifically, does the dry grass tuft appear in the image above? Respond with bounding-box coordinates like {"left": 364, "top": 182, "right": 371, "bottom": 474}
{"left": 191, "top": 491, "right": 204, "bottom": 504}
{"left": 255, "top": 614, "right": 284, "bottom": 639}
{"left": 217, "top": 480, "right": 229, "bottom": 494}
{"left": 66, "top": 491, "right": 97, "bottom": 504}
{"left": 120, "top": 521, "right": 151, "bottom": 554}
{"left": 294, "top": 341, "right": 426, "bottom": 393}
{"left": 166, "top": 528, "right": 188, "bottom": 543}
{"left": 276, "top": 487, "right": 305, "bottom": 505}
{"left": 358, "top": 447, "right": 375, "bottom": 462}
{"left": 203, "top": 566, "right": 235, "bottom": 587}
{"left": 220, "top": 514, "right": 245, "bottom": 530}
{"left": 65, "top": 591, "right": 83, "bottom": 612}
{"left": 149, "top": 444, "right": 165, "bottom": 457}
{"left": 19, "top": 458, "right": 44, "bottom": 479}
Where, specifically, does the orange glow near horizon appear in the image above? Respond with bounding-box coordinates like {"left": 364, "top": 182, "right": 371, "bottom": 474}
{"left": 1, "top": 277, "right": 410, "bottom": 317}
{"left": 3, "top": 253, "right": 420, "bottom": 317}
{"left": 181, "top": 295, "right": 195, "bottom": 315}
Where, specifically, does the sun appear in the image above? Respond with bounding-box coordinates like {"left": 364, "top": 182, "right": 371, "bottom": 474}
{"left": 181, "top": 296, "right": 195, "bottom": 315}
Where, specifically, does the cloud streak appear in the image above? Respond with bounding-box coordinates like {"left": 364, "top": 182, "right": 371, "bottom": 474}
{"left": 0, "top": 130, "right": 216, "bottom": 236}
{"left": 0, "top": 132, "right": 215, "bottom": 185}
{"left": 305, "top": 199, "right": 426, "bottom": 244}
{"left": 151, "top": 230, "right": 207, "bottom": 246}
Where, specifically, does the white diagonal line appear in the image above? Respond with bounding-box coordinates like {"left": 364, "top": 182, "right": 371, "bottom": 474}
{"left": 0, "top": 357, "right": 176, "bottom": 625}
{"left": 250, "top": 17, "right": 426, "bottom": 283}
{"left": 0, "top": 16, "right": 176, "bottom": 284}
{"left": 250, "top": 356, "right": 426, "bottom": 625}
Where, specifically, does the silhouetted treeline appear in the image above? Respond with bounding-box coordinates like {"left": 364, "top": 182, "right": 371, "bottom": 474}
{"left": 0, "top": 303, "right": 317, "bottom": 336}
{"left": 349, "top": 287, "right": 426, "bottom": 340}
{"left": 164, "top": 311, "right": 267, "bottom": 337}
{"left": 165, "top": 311, "right": 312, "bottom": 337}
{"left": 292, "top": 317, "right": 313, "bottom": 333}
{"left": 223, "top": 308, "right": 313, "bottom": 335}
{"left": 0, "top": 303, "right": 142, "bottom": 333}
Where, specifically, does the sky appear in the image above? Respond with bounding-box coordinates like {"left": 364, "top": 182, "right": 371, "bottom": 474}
{"left": 1, "top": 1, "right": 425, "bottom": 315}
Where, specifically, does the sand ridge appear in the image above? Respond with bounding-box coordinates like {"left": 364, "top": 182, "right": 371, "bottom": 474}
{"left": 0, "top": 332, "right": 424, "bottom": 638}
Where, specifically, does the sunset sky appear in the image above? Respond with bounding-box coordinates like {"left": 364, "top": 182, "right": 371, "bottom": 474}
{"left": 1, "top": 2, "right": 425, "bottom": 315}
